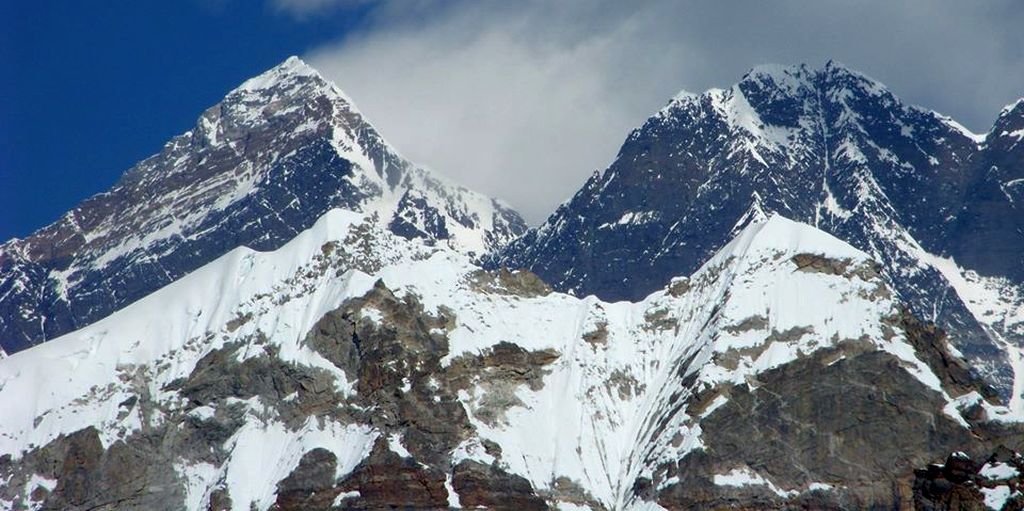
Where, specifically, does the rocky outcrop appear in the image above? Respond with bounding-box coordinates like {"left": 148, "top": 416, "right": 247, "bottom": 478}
{"left": 657, "top": 348, "right": 976, "bottom": 509}
{"left": 644, "top": 308, "right": 1024, "bottom": 510}
{"left": 0, "top": 426, "right": 186, "bottom": 510}
{"left": 333, "top": 439, "right": 451, "bottom": 510}
{"left": 914, "top": 449, "right": 1024, "bottom": 511}
{"left": 895, "top": 307, "right": 1002, "bottom": 402}
{"left": 270, "top": 448, "right": 341, "bottom": 510}
{"left": 466, "top": 268, "right": 553, "bottom": 298}
{"left": 452, "top": 460, "right": 549, "bottom": 510}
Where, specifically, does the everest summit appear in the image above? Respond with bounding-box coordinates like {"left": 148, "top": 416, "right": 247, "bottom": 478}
{"left": 0, "top": 57, "right": 526, "bottom": 355}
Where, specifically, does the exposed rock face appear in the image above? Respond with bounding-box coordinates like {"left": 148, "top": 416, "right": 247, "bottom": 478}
{"left": 642, "top": 312, "right": 1023, "bottom": 510}
{"left": 453, "top": 460, "right": 549, "bottom": 510}
{"left": 659, "top": 350, "right": 975, "bottom": 509}
{"left": 950, "top": 99, "right": 1024, "bottom": 282}
{"left": 466, "top": 268, "right": 553, "bottom": 298}
{"left": 0, "top": 56, "right": 525, "bottom": 354}
{"left": 268, "top": 280, "right": 562, "bottom": 509}
{"left": 495, "top": 63, "right": 1024, "bottom": 401}
{"left": 0, "top": 328, "right": 356, "bottom": 510}
{"left": 897, "top": 308, "right": 1001, "bottom": 402}
{"left": 270, "top": 448, "right": 341, "bottom": 510}
{"left": 332, "top": 439, "right": 451, "bottom": 510}
{"left": 305, "top": 279, "right": 473, "bottom": 465}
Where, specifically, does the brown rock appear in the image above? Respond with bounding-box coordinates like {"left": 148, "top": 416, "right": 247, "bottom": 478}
{"left": 452, "top": 460, "right": 548, "bottom": 510}
{"left": 336, "top": 439, "right": 449, "bottom": 509}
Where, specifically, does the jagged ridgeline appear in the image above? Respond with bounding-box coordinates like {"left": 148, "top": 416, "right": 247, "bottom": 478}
{"left": 0, "top": 58, "right": 1022, "bottom": 511}
{"left": 2, "top": 209, "right": 1023, "bottom": 510}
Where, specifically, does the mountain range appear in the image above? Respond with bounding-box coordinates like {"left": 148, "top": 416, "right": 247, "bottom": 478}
{"left": 0, "top": 57, "right": 1022, "bottom": 510}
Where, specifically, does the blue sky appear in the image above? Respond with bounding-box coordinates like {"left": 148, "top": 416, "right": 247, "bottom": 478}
{"left": 3, "top": 1, "right": 1023, "bottom": 238}
{"left": 0, "top": 2, "right": 370, "bottom": 240}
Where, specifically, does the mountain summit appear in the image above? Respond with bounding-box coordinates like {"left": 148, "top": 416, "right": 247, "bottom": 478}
{"left": 0, "top": 57, "right": 526, "bottom": 354}
{"left": 496, "top": 62, "right": 1024, "bottom": 401}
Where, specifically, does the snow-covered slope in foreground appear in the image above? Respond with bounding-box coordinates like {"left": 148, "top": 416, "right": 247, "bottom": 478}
{"left": 0, "top": 210, "right": 1019, "bottom": 510}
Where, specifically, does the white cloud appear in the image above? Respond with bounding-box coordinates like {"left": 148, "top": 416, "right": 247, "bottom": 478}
{"left": 301, "top": 0, "right": 1024, "bottom": 224}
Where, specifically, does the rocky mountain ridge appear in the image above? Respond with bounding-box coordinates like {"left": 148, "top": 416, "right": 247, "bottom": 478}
{"left": 1, "top": 209, "right": 1020, "bottom": 510}
{"left": 0, "top": 56, "right": 525, "bottom": 355}
{"left": 495, "top": 62, "right": 1024, "bottom": 407}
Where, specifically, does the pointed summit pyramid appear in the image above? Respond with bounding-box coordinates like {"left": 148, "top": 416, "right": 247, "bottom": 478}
{"left": 237, "top": 55, "right": 324, "bottom": 88}
{"left": 0, "top": 56, "right": 526, "bottom": 354}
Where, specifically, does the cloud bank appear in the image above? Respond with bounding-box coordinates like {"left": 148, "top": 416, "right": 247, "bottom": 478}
{"left": 293, "top": 0, "right": 1024, "bottom": 224}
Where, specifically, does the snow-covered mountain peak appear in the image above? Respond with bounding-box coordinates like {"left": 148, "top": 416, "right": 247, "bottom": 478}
{"left": 729, "top": 213, "right": 865, "bottom": 261}
{"left": 236, "top": 55, "right": 325, "bottom": 92}
{"left": 990, "top": 97, "right": 1024, "bottom": 149}
{"left": 999, "top": 97, "right": 1024, "bottom": 118}
{"left": 216, "top": 56, "right": 360, "bottom": 130}
{"left": 496, "top": 60, "right": 1024, "bottom": 406}
{"left": 744, "top": 62, "right": 811, "bottom": 77}
{"left": 616, "top": 60, "right": 987, "bottom": 197}
{"left": 191, "top": 56, "right": 367, "bottom": 154}
{"left": 740, "top": 62, "right": 816, "bottom": 96}
{"left": 672, "top": 62, "right": 900, "bottom": 128}
{"left": 821, "top": 58, "right": 876, "bottom": 80}
{"left": 0, "top": 57, "right": 525, "bottom": 354}
{"left": 658, "top": 88, "right": 699, "bottom": 115}
{"left": 732, "top": 61, "right": 887, "bottom": 101}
